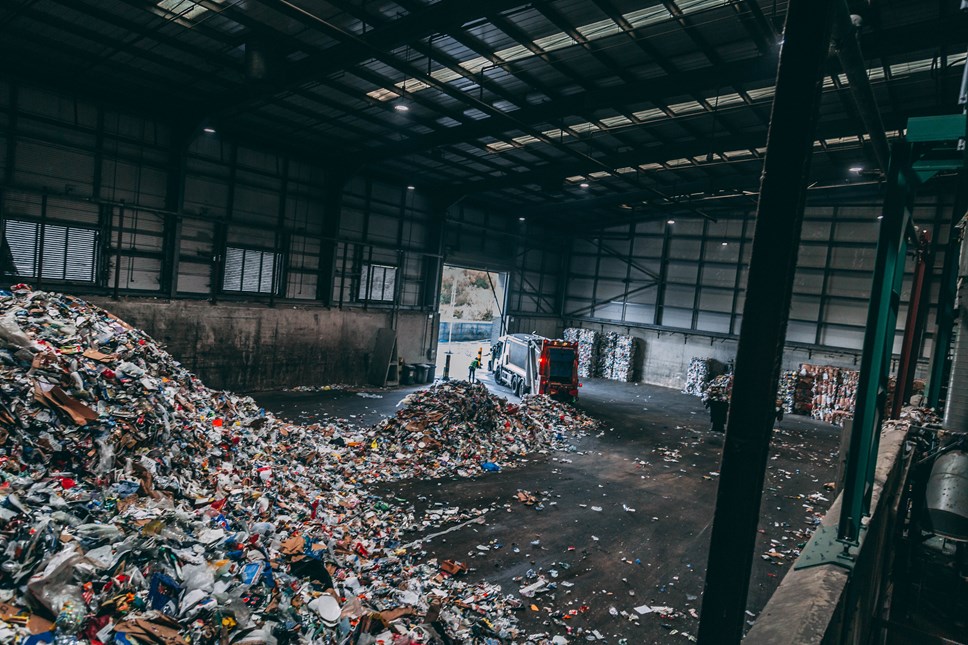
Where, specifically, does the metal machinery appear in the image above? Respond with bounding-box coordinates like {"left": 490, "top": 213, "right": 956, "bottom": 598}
{"left": 925, "top": 450, "right": 968, "bottom": 542}
{"left": 490, "top": 333, "right": 579, "bottom": 401}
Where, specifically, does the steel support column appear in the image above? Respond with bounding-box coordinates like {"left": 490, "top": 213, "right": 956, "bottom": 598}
{"left": 162, "top": 128, "right": 188, "bottom": 299}
{"left": 831, "top": 1, "right": 891, "bottom": 171}
{"left": 927, "top": 175, "right": 968, "bottom": 408}
{"left": 270, "top": 157, "right": 290, "bottom": 308}
{"left": 892, "top": 230, "right": 932, "bottom": 417}
{"left": 838, "top": 141, "right": 914, "bottom": 546}
{"left": 112, "top": 201, "right": 124, "bottom": 300}
{"left": 654, "top": 225, "right": 672, "bottom": 326}
{"left": 316, "top": 173, "right": 346, "bottom": 305}
{"left": 697, "top": 0, "right": 835, "bottom": 641}
{"left": 421, "top": 196, "right": 449, "bottom": 311}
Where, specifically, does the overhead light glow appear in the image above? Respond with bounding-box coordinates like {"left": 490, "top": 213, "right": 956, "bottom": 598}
{"left": 667, "top": 219, "right": 675, "bottom": 225}
{"left": 721, "top": 241, "right": 728, "bottom": 246}
{"left": 406, "top": 185, "right": 415, "bottom": 190}
{"left": 849, "top": 166, "right": 863, "bottom": 173}
{"left": 394, "top": 104, "right": 410, "bottom": 112}
{"left": 579, "top": 182, "right": 590, "bottom": 188}
{"left": 203, "top": 127, "right": 216, "bottom": 134}
{"left": 877, "top": 215, "right": 884, "bottom": 220}
{"left": 519, "top": 217, "right": 526, "bottom": 221}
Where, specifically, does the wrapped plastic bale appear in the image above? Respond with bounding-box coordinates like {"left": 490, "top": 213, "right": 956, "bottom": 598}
{"left": 683, "top": 358, "right": 708, "bottom": 396}
{"left": 600, "top": 332, "right": 635, "bottom": 382}
{"left": 564, "top": 327, "right": 601, "bottom": 379}
{"left": 683, "top": 357, "right": 726, "bottom": 396}
{"left": 778, "top": 370, "right": 799, "bottom": 414}
{"left": 0, "top": 285, "right": 601, "bottom": 645}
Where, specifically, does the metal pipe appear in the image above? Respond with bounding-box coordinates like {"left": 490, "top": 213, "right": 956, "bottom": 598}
{"left": 697, "top": 0, "right": 836, "bottom": 641}
{"left": 892, "top": 230, "right": 931, "bottom": 417}
{"left": 831, "top": 2, "right": 891, "bottom": 172}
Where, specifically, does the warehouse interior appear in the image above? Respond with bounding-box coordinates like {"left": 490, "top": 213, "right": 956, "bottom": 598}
{"left": 0, "top": 0, "right": 966, "bottom": 643}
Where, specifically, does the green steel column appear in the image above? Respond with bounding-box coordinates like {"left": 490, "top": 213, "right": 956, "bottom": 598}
{"left": 838, "top": 141, "right": 914, "bottom": 546}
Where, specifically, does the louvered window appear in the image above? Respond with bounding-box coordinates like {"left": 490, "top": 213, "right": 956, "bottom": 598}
{"left": 359, "top": 264, "right": 396, "bottom": 302}
{"left": 222, "top": 246, "right": 278, "bottom": 294}
{"left": 1, "top": 218, "right": 98, "bottom": 282}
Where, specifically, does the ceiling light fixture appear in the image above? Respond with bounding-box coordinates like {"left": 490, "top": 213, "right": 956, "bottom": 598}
{"left": 407, "top": 185, "right": 415, "bottom": 190}
{"left": 849, "top": 166, "right": 863, "bottom": 173}
{"left": 877, "top": 215, "right": 884, "bottom": 220}
{"left": 519, "top": 217, "right": 526, "bottom": 221}
{"left": 203, "top": 127, "right": 216, "bottom": 134}
{"left": 721, "top": 241, "right": 728, "bottom": 246}
{"left": 579, "top": 182, "right": 590, "bottom": 188}
{"left": 667, "top": 219, "right": 675, "bottom": 225}
{"left": 394, "top": 104, "right": 410, "bottom": 112}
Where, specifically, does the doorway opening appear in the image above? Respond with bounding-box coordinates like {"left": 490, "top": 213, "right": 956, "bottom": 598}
{"left": 436, "top": 264, "right": 507, "bottom": 382}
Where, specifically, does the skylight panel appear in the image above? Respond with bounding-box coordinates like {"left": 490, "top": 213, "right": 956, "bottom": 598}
{"left": 624, "top": 6, "right": 671, "bottom": 28}
{"left": 156, "top": 0, "right": 207, "bottom": 20}
{"left": 577, "top": 18, "right": 624, "bottom": 40}
{"left": 533, "top": 32, "right": 576, "bottom": 52}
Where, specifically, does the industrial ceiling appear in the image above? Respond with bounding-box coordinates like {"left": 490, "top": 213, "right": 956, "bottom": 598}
{"left": 1, "top": 0, "right": 965, "bottom": 223}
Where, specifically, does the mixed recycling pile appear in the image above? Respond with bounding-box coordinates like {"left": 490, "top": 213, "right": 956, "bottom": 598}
{"left": 687, "top": 358, "right": 924, "bottom": 428}
{"left": 0, "top": 286, "right": 599, "bottom": 645}
{"left": 700, "top": 375, "right": 732, "bottom": 404}
{"left": 562, "top": 329, "right": 635, "bottom": 382}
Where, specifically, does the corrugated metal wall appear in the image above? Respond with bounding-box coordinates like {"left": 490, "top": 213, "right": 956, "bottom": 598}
{"left": 0, "top": 81, "right": 548, "bottom": 315}
{"left": 944, "top": 232, "right": 968, "bottom": 430}
{"left": 564, "top": 200, "right": 957, "bottom": 362}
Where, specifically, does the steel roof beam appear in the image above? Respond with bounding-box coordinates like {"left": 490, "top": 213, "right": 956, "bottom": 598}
{"left": 367, "top": 14, "right": 965, "bottom": 161}
{"left": 373, "top": 55, "right": 778, "bottom": 160}
{"left": 210, "top": 0, "right": 540, "bottom": 117}
{"left": 458, "top": 114, "right": 907, "bottom": 194}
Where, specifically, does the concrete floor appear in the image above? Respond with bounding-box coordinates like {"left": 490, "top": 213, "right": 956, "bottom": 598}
{"left": 255, "top": 377, "right": 841, "bottom": 643}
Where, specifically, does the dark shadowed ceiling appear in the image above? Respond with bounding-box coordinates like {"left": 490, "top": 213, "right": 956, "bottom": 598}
{"left": 1, "top": 0, "right": 964, "bottom": 223}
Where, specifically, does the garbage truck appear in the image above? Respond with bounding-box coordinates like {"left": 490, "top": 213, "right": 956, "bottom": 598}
{"left": 490, "top": 333, "right": 580, "bottom": 400}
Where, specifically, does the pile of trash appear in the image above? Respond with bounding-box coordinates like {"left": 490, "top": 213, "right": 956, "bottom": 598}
{"left": 335, "top": 381, "right": 597, "bottom": 483}
{"left": 700, "top": 374, "right": 732, "bottom": 404}
{"left": 0, "top": 286, "right": 598, "bottom": 644}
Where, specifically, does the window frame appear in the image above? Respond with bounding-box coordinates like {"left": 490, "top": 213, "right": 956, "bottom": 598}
{"left": 358, "top": 263, "right": 397, "bottom": 303}
{"left": 221, "top": 244, "right": 281, "bottom": 296}
{"left": 0, "top": 216, "right": 100, "bottom": 284}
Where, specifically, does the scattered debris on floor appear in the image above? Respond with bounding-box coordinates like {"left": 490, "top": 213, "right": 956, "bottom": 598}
{"left": 0, "top": 286, "right": 602, "bottom": 644}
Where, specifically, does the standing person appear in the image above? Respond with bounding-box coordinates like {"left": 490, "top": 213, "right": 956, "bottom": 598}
{"left": 468, "top": 357, "right": 480, "bottom": 383}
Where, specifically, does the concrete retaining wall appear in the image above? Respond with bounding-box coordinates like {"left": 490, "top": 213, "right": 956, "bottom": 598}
{"left": 88, "top": 297, "right": 434, "bottom": 392}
